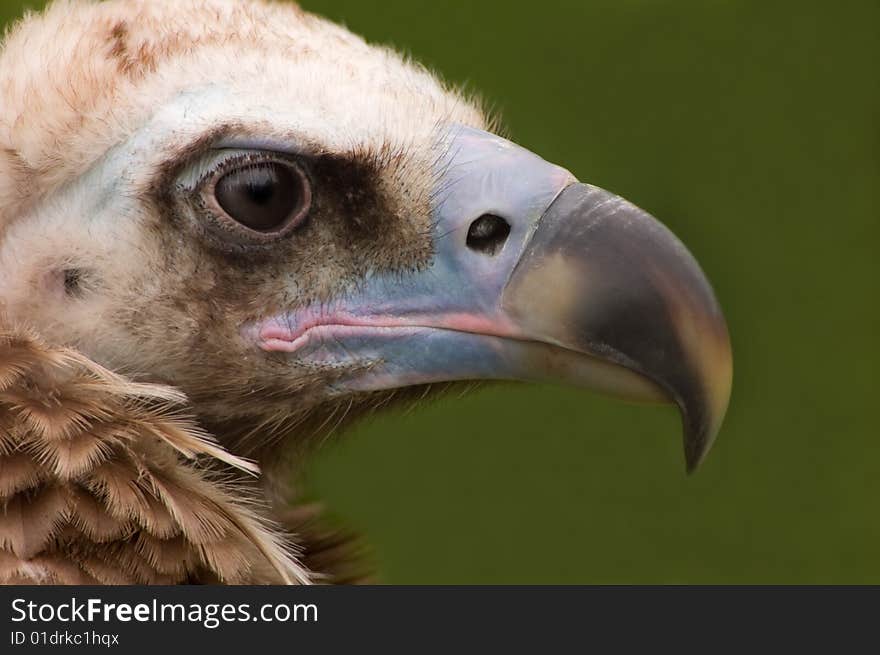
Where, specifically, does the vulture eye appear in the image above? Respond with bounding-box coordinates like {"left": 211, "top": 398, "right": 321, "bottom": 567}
{"left": 209, "top": 158, "right": 311, "bottom": 236}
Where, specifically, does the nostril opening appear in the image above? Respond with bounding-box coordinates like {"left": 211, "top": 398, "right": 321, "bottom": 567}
{"left": 466, "top": 214, "right": 511, "bottom": 256}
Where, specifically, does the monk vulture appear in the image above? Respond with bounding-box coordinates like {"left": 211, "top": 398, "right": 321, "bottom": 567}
{"left": 0, "top": 0, "right": 732, "bottom": 584}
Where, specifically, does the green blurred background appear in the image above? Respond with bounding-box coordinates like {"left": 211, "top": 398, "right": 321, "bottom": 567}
{"left": 2, "top": 1, "right": 877, "bottom": 583}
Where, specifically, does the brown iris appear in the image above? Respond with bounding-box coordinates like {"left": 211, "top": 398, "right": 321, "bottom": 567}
{"left": 214, "top": 160, "right": 310, "bottom": 234}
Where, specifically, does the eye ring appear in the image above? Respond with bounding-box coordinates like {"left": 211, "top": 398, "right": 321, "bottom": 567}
{"left": 202, "top": 154, "right": 312, "bottom": 242}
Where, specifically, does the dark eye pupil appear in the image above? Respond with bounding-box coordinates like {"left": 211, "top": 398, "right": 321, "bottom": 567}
{"left": 215, "top": 162, "right": 303, "bottom": 232}
{"left": 245, "top": 174, "right": 275, "bottom": 206}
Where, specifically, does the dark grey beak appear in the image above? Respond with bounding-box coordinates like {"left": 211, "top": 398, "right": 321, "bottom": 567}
{"left": 503, "top": 183, "right": 733, "bottom": 471}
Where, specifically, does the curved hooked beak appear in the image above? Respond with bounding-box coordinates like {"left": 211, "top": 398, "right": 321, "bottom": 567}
{"left": 502, "top": 183, "right": 732, "bottom": 471}
{"left": 258, "top": 126, "right": 732, "bottom": 472}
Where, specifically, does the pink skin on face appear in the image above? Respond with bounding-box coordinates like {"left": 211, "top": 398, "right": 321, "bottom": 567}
{"left": 252, "top": 308, "right": 518, "bottom": 355}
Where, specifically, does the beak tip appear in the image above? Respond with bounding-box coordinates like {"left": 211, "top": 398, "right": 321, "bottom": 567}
{"left": 684, "top": 436, "right": 708, "bottom": 475}
{"left": 681, "top": 333, "right": 733, "bottom": 475}
{"left": 682, "top": 419, "right": 720, "bottom": 475}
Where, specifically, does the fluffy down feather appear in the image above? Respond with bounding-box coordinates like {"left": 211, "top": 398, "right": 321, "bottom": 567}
{"left": 0, "top": 327, "right": 310, "bottom": 584}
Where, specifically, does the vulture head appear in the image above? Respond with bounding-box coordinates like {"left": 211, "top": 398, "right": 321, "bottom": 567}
{"left": 0, "top": 0, "right": 732, "bottom": 582}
